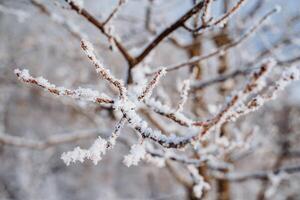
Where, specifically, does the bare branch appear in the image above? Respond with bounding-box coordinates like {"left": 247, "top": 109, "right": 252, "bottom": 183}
{"left": 133, "top": 1, "right": 205, "bottom": 66}
{"left": 65, "top": 0, "right": 134, "bottom": 65}
{"left": 162, "top": 7, "right": 278, "bottom": 73}
{"left": 102, "top": 0, "right": 127, "bottom": 27}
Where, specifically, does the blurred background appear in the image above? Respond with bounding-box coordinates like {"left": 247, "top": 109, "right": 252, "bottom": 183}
{"left": 0, "top": 0, "right": 300, "bottom": 199}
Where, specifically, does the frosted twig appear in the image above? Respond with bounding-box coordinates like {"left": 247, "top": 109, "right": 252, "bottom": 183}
{"left": 14, "top": 69, "right": 113, "bottom": 104}
{"left": 196, "top": 60, "right": 275, "bottom": 137}
{"left": 144, "top": 98, "right": 193, "bottom": 127}
{"left": 227, "top": 66, "right": 300, "bottom": 121}
{"left": 107, "top": 117, "right": 126, "bottom": 148}
{"left": 176, "top": 80, "right": 190, "bottom": 112}
{"left": 123, "top": 143, "right": 146, "bottom": 167}
{"left": 81, "top": 39, "right": 127, "bottom": 99}
{"left": 138, "top": 68, "right": 166, "bottom": 101}
{"left": 61, "top": 136, "right": 108, "bottom": 165}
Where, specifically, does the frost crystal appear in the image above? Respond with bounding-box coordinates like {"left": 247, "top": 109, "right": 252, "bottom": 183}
{"left": 123, "top": 144, "right": 146, "bottom": 167}
{"left": 61, "top": 136, "right": 107, "bottom": 165}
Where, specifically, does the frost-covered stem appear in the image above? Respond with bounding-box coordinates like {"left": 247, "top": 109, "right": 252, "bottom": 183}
{"left": 176, "top": 80, "right": 190, "bottom": 112}
{"left": 144, "top": 98, "right": 209, "bottom": 127}
{"left": 107, "top": 117, "right": 126, "bottom": 148}
{"left": 144, "top": 98, "right": 193, "bottom": 127}
{"left": 81, "top": 39, "right": 127, "bottom": 99}
{"left": 227, "top": 66, "right": 300, "bottom": 121}
{"left": 61, "top": 136, "right": 108, "bottom": 165}
{"left": 196, "top": 60, "right": 274, "bottom": 137}
{"left": 138, "top": 68, "right": 166, "bottom": 101}
{"left": 14, "top": 69, "right": 113, "bottom": 104}
{"left": 123, "top": 143, "right": 146, "bottom": 167}
{"left": 60, "top": 117, "right": 126, "bottom": 165}
{"left": 161, "top": 8, "right": 277, "bottom": 72}
{"left": 120, "top": 106, "right": 199, "bottom": 148}
{"left": 102, "top": 0, "right": 127, "bottom": 27}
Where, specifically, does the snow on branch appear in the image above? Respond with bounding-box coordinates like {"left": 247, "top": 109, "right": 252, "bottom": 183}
{"left": 138, "top": 68, "right": 166, "bottom": 101}
{"left": 61, "top": 116, "right": 126, "bottom": 166}
{"left": 14, "top": 69, "right": 113, "bottom": 104}
{"left": 61, "top": 136, "right": 107, "bottom": 165}
{"left": 123, "top": 143, "right": 146, "bottom": 167}
{"left": 176, "top": 79, "right": 190, "bottom": 112}
{"left": 196, "top": 59, "right": 275, "bottom": 137}
{"left": 81, "top": 39, "right": 127, "bottom": 99}
{"left": 227, "top": 65, "right": 300, "bottom": 121}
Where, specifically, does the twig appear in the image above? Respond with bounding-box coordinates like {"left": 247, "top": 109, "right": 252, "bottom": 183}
{"left": 65, "top": 0, "right": 134, "bottom": 65}
{"left": 14, "top": 69, "right": 113, "bottom": 104}
{"left": 81, "top": 39, "right": 127, "bottom": 99}
{"left": 133, "top": 1, "right": 205, "bottom": 66}
{"left": 183, "top": 0, "right": 247, "bottom": 32}
{"left": 102, "top": 0, "right": 127, "bottom": 27}
{"left": 138, "top": 68, "right": 166, "bottom": 101}
{"left": 216, "top": 165, "right": 300, "bottom": 182}
{"left": 161, "top": 8, "right": 278, "bottom": 73}
{"left": 191, "top": 67, "right": 260, "bottom": 90}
